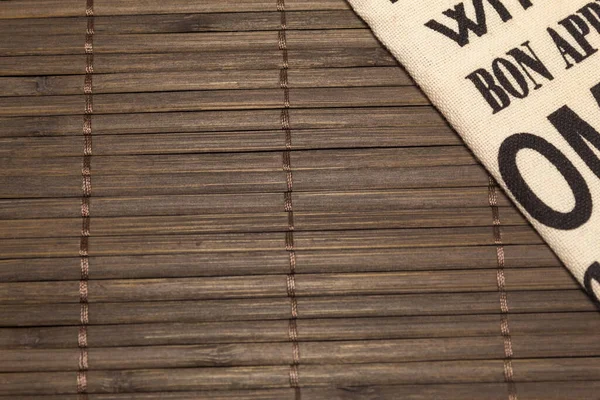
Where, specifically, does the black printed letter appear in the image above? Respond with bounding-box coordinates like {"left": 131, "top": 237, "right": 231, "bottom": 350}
{"left": 498, "top": 133, "right": 593, "bottom": 230}
{"left": 547, "top": 83, "right": 600, "bottom": 179}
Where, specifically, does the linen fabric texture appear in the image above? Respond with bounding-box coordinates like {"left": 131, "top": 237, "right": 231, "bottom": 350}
{"left": 347, "top": 0, "right": 600, "bottom": 302}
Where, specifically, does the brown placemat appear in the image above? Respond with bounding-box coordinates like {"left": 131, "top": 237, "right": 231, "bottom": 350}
{"left": 0, "top": 1, "right": 599, "bottom": 399}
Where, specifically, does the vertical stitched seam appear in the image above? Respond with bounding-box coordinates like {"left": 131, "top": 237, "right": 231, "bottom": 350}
{"left": 277, "top": 0, "right": 300, "bottom": 397}
{"left": 78, "top": 1, "right": 94, "bottom": 398}
{"left": 488, "top": 176, "right": 517, "bottom": 400}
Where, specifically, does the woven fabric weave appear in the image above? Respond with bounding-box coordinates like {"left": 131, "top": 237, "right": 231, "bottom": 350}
{"left": 348, "top": 0, "right": 600, "bottom": 303}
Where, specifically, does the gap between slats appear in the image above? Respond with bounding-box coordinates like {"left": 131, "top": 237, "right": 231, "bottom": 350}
{"left": 0, "top": 208, "right": 528, "bottom": 239}
{"left": 0, "top": 165, "right": 496, "bottom": 198}
{"left": 0, "top": 290, "right": 595, "bottom": 327}
{"left": 0, "top": 147, "right": 478, "bottom": 175}
{"left": 0, "top": 87, "right": 430, "bottom": 117}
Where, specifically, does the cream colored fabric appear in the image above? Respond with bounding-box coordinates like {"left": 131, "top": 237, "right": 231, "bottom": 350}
{"left": 348, "top": 0, "right": 600, "bottom": 302}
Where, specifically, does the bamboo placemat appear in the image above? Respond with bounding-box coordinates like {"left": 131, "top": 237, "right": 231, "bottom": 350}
{"left": 0, "top": 1, "right": 599, "bottom": 399}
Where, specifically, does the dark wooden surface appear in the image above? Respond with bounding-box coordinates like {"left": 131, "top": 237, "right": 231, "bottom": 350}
{"left": 0, "top": 1, "right": 599, "bottom": 398}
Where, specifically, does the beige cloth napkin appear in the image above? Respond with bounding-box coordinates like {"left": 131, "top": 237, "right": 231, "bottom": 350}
{"left": 347, "top": 0, "right": 600, "bottom": 303}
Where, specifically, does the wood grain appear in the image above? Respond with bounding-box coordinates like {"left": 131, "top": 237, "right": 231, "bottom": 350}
{"left": 0, "top": 244, "right": 560, "bottom": 282}
{"left": 2, "top": 335, "right": 599, "bottom": 372}
{"left": 1, "top": 359, "right": 600, "bottom": 394}
{"left": 0, "top": 49, "right": 397, "bottom": 76}
{"left": 0, "top": 107, "right": 448, "bottom": 137}
{"left": 0, "top": 30, "right": 380, "bottom": 56}
{"left": 0, "top": 67, "right": 412, "bottom": 97}
{"left": 0, "top": 268, "right": 576, "bottom": 304}
{"left": 1, "top": 313, "right": 595, "bottom": 348}
{"left": 4, "top": 382, "right": 600, "bottom": 400}
{"left": 0, "top": 11, "right": 366, "bottom": 35}
{"left": 0, "top": 127, "right": 460, "bottom": 156}
{"left": 0, "top": 291, "right": 594, "bottom": 327}
{"left": 0, "top": 0, "right": 351, "bottom": 19}
{"left": 0, "top": 226, "right": 542, "bottom": 259}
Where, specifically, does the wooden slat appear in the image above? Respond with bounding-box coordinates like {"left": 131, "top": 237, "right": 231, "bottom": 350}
{"left": 0, "top": 30, "right": 380, "bottom": 56}
{"left": 5, "top": 382, "right": 600, "bottom": 400}
{"left": 0, "top": 107, "right": 446, "bottom": 137}
{"left": 0, "top": 226, "right": 542, "bottom": 259}
{"left": 0, "top": 67, "right": 412, "bottom": 96}
{"left": 0, "top": 165, "right": 491, "bottom": 198}
{"left": 0, "top": 127, "right": 460, "bottom": 156}
{"left": 0, "top": 268, "right": 576, "bottom": 304}
{"left": 2, "top": 335, "right": 600, "bottom": 372}
{"left": 0, "top": 188, "right": 511, "bottom": 219}
{"left": 2, "top": 359, "right": 600, "bottom": 394}
{"left": 0, "top": 49, "right": 397, "bottom": 76}
{"left": 0, "top": 208, "right": 527, "bottom": 239}
{"left": 0, "top": 147, "right": 476, "bottom": 176}
{"left": 1, "top": 313, "right": 594, "bottom": 348}
{"left": 0, "top": 11, "right": 366, "bottom": 35}
{"left": 0, "top": 244, "right": 560, "bottom": 282}
{"left": 0, "top": 0, "right": 351, "bottom": 20}
{"left": 0, "top": 87, "right": 429, "bottom": 117}
{"left": 0, "top": 291, "right": 594, "bottom": 327}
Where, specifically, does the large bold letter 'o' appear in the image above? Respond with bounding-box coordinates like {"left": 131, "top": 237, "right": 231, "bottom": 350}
{"left": 498, "top": 133, "right": 592, "bottom": 230}
{"left": 584, "top": 262, "right": 600, "bottom": 306}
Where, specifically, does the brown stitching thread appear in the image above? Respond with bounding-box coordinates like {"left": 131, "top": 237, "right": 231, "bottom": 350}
{"left": 488, "top": 176, "right": 517, "bottom": 400}
{"left": 289, "top": 364, "right": 300, "bottom": 388}
{"left": 79, "top": 1, "right": 94, "bottom": 398}
{"left": 77, "top": 371, "right": 87, "bottom": 395}
{"left": 278, "top": 0, "right": 300, "bottom": 396}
